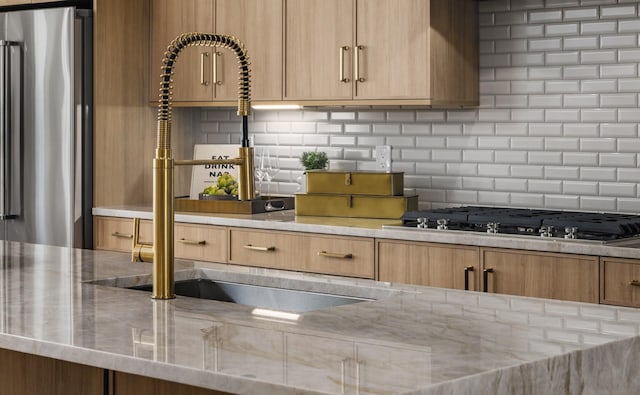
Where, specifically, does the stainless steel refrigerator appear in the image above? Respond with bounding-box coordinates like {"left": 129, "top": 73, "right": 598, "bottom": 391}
{"left": 0, "top": 6, "right": 92, "bottom": 248}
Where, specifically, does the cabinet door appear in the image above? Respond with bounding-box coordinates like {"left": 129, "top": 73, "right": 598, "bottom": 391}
{"left": 378, "top": 240, "right": 480, "bottom": 291}
{"left": 481, "top": 248, "right": 599, "bottom": 303}
{"left": 150, "top": 0, "right": 214, "bottom": 102}
{"left": 216, "top": 0, "right": 283, "bottom": 101}
{"left": 601, "top": 257, "right": 640, "bottom": 307}
{"left": 355, "top": 0, "right": 429, "bottom": 99}
{"left": 0, "top": 0, "right": 30, "bottom": 4}
{"left": 284, "top": 0, "right": 353, "bottom": 100}
{"left": 286, "top": 333, "right": 353, "bottom": 394}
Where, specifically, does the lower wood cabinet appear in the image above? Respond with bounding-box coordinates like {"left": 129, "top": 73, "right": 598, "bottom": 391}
{"left": 112, "top": 371, "right": 229, "bottom": 394}
{"left": 93, "top": 217, "right": 227, "bottom": 263}
{"left": 600, "top": 257, "right": 640, "bottom": 307}
{"left": 480, "top": 248, "right": 599, "bottom": 303}
{"left": 0, "top": 348, "right": 104, "bottom": 395}
{"left": 378, "top": 240, "right": 480, "bottom": 291}
{"left": 229, "top": 228, "right": 375, "bottom": 278}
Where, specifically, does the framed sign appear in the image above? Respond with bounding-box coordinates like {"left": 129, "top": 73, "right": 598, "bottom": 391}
{"left": 189, "top": 144, "right": 240, "bottom": 199}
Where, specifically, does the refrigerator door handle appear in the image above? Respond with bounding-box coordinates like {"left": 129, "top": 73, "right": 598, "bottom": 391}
{"left": 0, "top": 40, "right": 21, "bottom": 220}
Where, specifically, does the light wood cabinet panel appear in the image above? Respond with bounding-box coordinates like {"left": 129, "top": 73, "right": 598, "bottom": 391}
{"left": 481, "top": 248, "right": 599, "bottom": 303}
{"left": 600, "top": 257, "right": 640, "bottom": 307}
{"left": 150, "top": 0, "right": 215, "bottom": 102}
{"left": 94, "top": 217, "right": 226, "bottom": 263}
{"left": 354, "top": 0, "right": 430, "bottom": 99}
{"left": 174, "top": 223, "right": 227, "bottom": 262}
{"left": 0, "top": 0, "right": 30, "bottom": 5}
{"left": 94, "top": 217, "right": 152, "bottom": 252}
{"left": 0, "top": 348, "right": 104, "bottom": 395}
{"left": 284, "top": 0, "right": 478, "bottom": 105}
{"left": 378, "top": 240, "right": 480, "bottom": 291}
{"left": 229, "top": 228, "right": 375, "bottom": 278}
{"left": 284, "top": 0, "right": 354, "bottom": 100}
{"left": 216, "top": 0, "right": 283, "bottom": 101}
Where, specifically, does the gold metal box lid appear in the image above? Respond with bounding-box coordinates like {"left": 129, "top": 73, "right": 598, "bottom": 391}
{"left": 305, "top": 171, "right": 404, "bottom": 196}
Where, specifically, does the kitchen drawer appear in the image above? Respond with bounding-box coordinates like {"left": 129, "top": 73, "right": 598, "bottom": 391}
{"left": 229, "top": 228, "right": 374, "bottom": 278}
{"left": 600, "top": 257, "right": 640, "bottom": 307}
{"left": 174, "top": 223, "right": 227, "bottom": 263}
{"left": 94, "top": 217, "right": 151, "bottom": 252}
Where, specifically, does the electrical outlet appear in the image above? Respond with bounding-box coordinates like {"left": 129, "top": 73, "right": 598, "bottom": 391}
{"left": 376, "top": 145, "right": 392, "bottom": 172}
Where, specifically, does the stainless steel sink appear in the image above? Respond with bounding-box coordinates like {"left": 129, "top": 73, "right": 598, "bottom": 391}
{"left": 128, "top": 278, "right": 372, "bottom": 313}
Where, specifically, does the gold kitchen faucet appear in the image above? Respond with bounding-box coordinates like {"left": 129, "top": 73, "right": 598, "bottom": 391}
{"left": 132, "top": 33, "right": 253, "bottom": 299}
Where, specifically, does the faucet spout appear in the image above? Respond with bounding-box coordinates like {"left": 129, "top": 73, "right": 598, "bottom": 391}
{"left": 151, "top": 33, "right": 252, "bottom": 299}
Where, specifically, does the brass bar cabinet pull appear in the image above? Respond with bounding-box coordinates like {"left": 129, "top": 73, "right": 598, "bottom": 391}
{"left": 244, "top": 244, "right": 275, "bottom": 252}
{"left": 354, "top": 45, "right": 365, "bottom": 82}
{"left": 464, "top": 266, "right": 474, "bottom": 291}
{"left": 200, "top": 52, "right": 209, "bottom": 86}
{"left": 111, "top": 232, "right": 133, "bottom": 239}
{"left": 213, "top": 51, "right": 222, "bottom": 85}
{"left": 339, "top": 45, "right": 350, "bottom": 83}
{"left": 483, "top": 268, "right": 494, "bottom": 292}
{"left": 318, "top": 251, "right": 353, "bottom": 259}
{"left": 629, "top": 280, "right": 640, "bottom": 287}
{"left": 178, "top": 238, "right": 206, "bottom": 245}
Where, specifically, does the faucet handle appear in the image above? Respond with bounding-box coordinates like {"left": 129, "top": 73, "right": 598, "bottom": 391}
{"left": 132, "top": 218, "right": 154, "bottom": 262}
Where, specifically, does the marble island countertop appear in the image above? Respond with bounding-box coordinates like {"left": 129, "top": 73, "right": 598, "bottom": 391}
{"left": 94, "top": 205, "right": 640, "bottom": 260}
{"left": 1, "top": 241, "right": 640, "bottom": 394}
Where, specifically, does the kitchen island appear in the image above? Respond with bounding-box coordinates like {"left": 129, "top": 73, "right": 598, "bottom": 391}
{"left": 0, "top": 241, "right": 639, "bottom": 394}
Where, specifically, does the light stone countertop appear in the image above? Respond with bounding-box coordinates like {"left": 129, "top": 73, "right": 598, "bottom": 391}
{"left": 93, "top": 205, "right": 640, "bottom": 260}
{"left": 1, "top": 241, "right": 639, "bottom": 394}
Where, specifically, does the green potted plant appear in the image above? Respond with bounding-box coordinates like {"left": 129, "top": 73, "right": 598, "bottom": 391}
{"left": 298, "top": 151, "right": 328, "bottom": 192}
{"left": 300, "top": 151, "right": 328, "bottom": 170}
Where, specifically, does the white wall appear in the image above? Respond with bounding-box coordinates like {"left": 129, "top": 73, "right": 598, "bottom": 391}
{"left": 194, "top": 0, "right": 640, "bottom": 213}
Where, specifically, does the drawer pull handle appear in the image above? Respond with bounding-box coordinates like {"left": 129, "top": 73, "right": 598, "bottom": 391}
{"left": 318, "top": 251, "right": 353, "bottom": 259}
{"left": 178, "top": 238, "right": 206, "bottom": 246}
{"left": 111, "top": 232, "right": 133, "bottom": 239}
{"left": 629, "top": 280, "right": 640, "bottom": 287}
{"left": 483, "top": 268, "right": 494, "bottom": 292}
{"left": 464, "top": 266, "right": 474, "bottom": 291}
{"left": 244, "top": 244, "right": 275, "bottom": 252}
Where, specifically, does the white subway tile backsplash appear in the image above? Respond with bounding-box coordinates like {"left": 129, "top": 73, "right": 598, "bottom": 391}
{"left": 190, "top": 1, "right": 640, "bottom": 213}
{"left": 581, "top": 49, "right": 617, "bottom": 64}
{"left": 600, "top": 93, "right": 637, "bottom": 107}
{"left": 601, "top": 34, "right": 637, "bottom": 48}
{"left": 563, "top": 123, "right": 599, "bottom": 136}
{"left": 495, "top": 177, "right": 528, "bottom": 191}
{"left": 581, "top": 20, "right": 617, "bottom": 34}
{"left": 599, "top": 182, "right": 636, "bottom": 197}
{"left": 563, "top": 181, "right": 598, "bottom": 195}
{"left": 529, "top": 10, "right": 563, "bottom": 23}
{"left": 580, "top": 167, "right": 617, "bottom": 181}
{"left": 600, "top": 5, "right": 637, "bottom": 19}
{"left": 545, "top": 51, "right": 580, "bottom": 65}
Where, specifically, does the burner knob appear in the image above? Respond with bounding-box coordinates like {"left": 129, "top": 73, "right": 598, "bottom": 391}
{"left": 417, "top": 217, "right": 429, "bottom": 229}
{"left": 487, "top": 222, "right": 500, "bottom": 234}
{"left": 436, "top": 218, "right": 449, "bottom": 230}
{"left": 539, "top": 226, "right": 554, "bottom": 238}
{"left": 564, "top": 227, "right": 578, "bottom": 239}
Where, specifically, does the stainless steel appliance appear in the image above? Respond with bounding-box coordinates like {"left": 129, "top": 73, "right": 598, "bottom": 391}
{"left": 0, "top": 6, "right": 92, "bottom": 248}
{"left": 384, "top": 206, "right": 640, "bottom": 245}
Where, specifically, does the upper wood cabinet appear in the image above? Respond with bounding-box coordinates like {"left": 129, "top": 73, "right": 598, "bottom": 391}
{"left": 150, "top": 0, "right": 283, "bottom": 104}
{"left": 481, "top": 248, "right": 599, "bottom": 303}
{"left": 284, "top": 0, "right": 478, "bottom": 106}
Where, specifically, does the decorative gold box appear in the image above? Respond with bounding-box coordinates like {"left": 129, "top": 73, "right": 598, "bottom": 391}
{"left": 305, "top": 170, "right": 404, "bottom": 196}
{"left": 294, "top": 193, "right": 418, "bottom": 219}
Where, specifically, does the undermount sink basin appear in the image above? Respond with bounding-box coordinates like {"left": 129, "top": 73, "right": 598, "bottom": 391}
{"left": 128, "top": 278, "right": 372, "bottom": 313}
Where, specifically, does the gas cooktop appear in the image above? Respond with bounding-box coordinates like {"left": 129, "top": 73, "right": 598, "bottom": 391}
{"left": 383, "top": 206, "right": 640, "bottom": 245}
